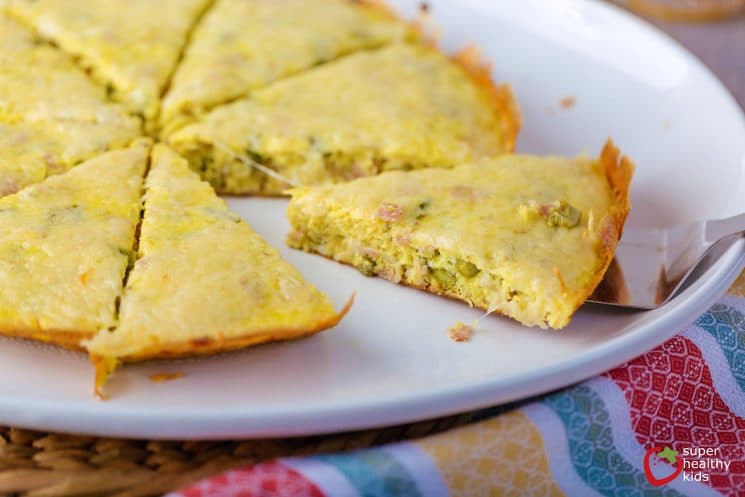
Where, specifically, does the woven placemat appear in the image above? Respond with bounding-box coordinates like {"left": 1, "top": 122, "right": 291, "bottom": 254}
{"left": 0, "top": 413, "right": 474, "bottom": 497}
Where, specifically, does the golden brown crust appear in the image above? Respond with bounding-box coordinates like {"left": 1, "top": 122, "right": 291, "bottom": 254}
{"left": 577, "top": 139, "right": 635, "bottom": 311}
{"left": 361, "top": 1, "right": 522, "bottom": 155}
{"left": 119, "top": 295, "right": 352, "bottom": 362}
{"left": 0, "top": 327, "right": 93, "bottom": 351}
{"left": 452, "top": 44, "right": 522, "bottom": 153}
{"left": 600, "top": 139, "right": 634, "bottom": 236}
{"left": 90, "top": 296, "right": 354, "bottom": 398}
{"left": 549, "top": 140, "right": 633, "bottom": 323}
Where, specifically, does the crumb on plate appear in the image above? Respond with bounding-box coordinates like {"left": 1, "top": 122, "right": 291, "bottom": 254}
{"left": 559, "top": 96, "right": 576, "bottom": 109}
{"left": 448, "top": 322, "right": 473, "bottom": 342}
{"left": 150, "top": 372, "right": 185, "bottom": 383}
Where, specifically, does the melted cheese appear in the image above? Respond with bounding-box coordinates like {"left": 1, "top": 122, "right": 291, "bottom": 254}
{"left": 169, "top": 44, "right": 518, "bottom": 194}
{"left": 86, "top": 145, "right": 346, "bottom": 390}
{"left": 6, "top": 0, "right": 214, "bottom": 125}
{"left": 288, "top": 146, "right": 632, "bottom": 329}
{"left": 0, "top": 119, "right": 141, "bottom": 197}
{"left": 0, "top": 139, "right": 149, "bottom": 346}
{"left": 161, "top": 0, "right": 415, "bottom": 133}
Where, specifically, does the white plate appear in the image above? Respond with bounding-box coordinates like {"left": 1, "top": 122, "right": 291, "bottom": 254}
{"left": 1, "top": 0, "right": 744, "bottom": 439}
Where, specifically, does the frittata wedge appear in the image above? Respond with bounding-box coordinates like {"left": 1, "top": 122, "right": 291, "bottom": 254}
{"left": 5, "top": 0, "right": 214, "bottom": 128}
{"left": 0, "top": 119, "right": 142, "bottom": 196}
{"left": 287, "top": 141, "right": 633, "bottom": 329}
{"left": 0, "top": 139, "right": 149, "bottom": 349}
{"left": 168, "top": 43, "right": 520, "bottom": 195}
{"left": 0, "top": 16, "right": 135, "bottom": 125}
{"left": 86, "top": 145, "right": 351, "bottom": 396}
{"left": 160, "top": 0, "right": 416, "bottom": 133}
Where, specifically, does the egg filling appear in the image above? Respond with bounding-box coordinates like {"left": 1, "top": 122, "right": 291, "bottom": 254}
{"left": 168, "top": 44, "right": 520, "bottom": 195}
{"left": 160, "top": 0, "right": 416, "bottom": 134}
{"left": 287, "top": 142, "right": 633, "bottom": 329}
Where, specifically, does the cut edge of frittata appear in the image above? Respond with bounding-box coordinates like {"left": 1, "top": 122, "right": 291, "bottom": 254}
{"left": 85, "top": 144, "right": 352, "bottom": 398}
{"left": 0, "top": 138, "right": 151, "bottom": 349}
{"left": 286, "top": 140, "right": 632, "bottom": 330}
{"left": 0, "top": 117, "right": 144, "bottom": 198}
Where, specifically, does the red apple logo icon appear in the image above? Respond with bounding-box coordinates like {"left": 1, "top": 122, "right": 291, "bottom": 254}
{"left": 643, "top": 446, "right": 683, "bottom": 486}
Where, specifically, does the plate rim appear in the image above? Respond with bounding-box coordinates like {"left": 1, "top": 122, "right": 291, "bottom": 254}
{"left": 1, "top": 0, "right": 744, "bottom": 439}
{"left": 1, "top": 242, "right": 742, "bottom": 440}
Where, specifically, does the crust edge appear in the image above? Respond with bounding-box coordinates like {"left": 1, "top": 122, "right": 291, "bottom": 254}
{"left": 451, "top": 45, "right": 522, "bottom": 154}
{"left": 90, "top": 295, "right": 354, "bottom": 399}
{"left": 576, "top": 139, "right": 635, "bottom": 311}
{"left": 0, "top": 327, "right": 94, "bottom": 351}
{"left": 529, "top": 139, "right": 634, "bottom": 326}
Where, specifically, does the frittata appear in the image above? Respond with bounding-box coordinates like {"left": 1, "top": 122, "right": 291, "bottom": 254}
{"left": 0, "top": 119, "right": 141, "bottom": 197}
{"left": 85, "top": 145, "right": 351, "bottom": 395}
{"left": 0, "top": 16, "right": 135, "bottom": 125}
{"left": 160, "top": 0, "right": 416, "bottom": 134}
{"left": 0, "top": 139, "right": 149, "bottom": 349}
{"left": 168, "top": 43, "right": 520, "bottom": 195}
{"left": 5, "top": 0, "right": 214, "bottom": 129}
{"left": 287, "top": 141, "right": 633, "bottom": 329}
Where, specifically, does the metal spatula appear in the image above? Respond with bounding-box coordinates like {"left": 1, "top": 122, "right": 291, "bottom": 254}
{"left": 588, "top": 213, "right": 745, "bottom": 308}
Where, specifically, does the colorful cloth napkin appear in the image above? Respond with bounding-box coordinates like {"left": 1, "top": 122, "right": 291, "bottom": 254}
{"left": 168, "top": 273, "right": 745, "bottom": 497}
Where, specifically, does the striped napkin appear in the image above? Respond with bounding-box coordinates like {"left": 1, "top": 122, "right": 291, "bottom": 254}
{"left": 168, "top": 272, "right": 745, "bottom": 497}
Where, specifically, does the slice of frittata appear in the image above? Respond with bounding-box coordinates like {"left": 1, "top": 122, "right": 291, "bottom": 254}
{"left": 0, "top": 16, "right": 143, "bottom": 195}
{"left": 0, "top": 139, "right": 149, "bottom": 349}
{"left": 287, "top": 141, "right": 633, "bottom": 329}
{"left": 160, "top": 0, "right": 416, "bottom": 133}
{"left": 0, "top": 16, "right": 136, "bottom": 125}
{"left": 0, "top": 119, "right": 142, "bottom": 197}
{"left": 85, "top": 145, "right": 351, "bottom": 396}
{"left": 5, "top": 0, "right": 214, "bottom": 128}
{"left": 168, "top": 43, "right": 520, "bottom": 195}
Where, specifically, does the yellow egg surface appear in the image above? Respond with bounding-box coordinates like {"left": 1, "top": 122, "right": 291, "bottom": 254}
{"left": 169, "top": 43, "right": 520, "bottom": 195}
{"left": 0, "top": 119, "right": 142, "bottom": 197}
{"left": 287, "top": 141, "right": 633, "bottom": 329}
{"left": 0, "top": 1, "right": 533, "bottom": 396}
{"left": 0, "top": 16, "right": 134, "bottom": 124}
{"left": 85, "top": 144, "right": 349, "bottom": 394}
{"left": 160, "top": 0, "right": 416, "bottom": 134}
{"left": 0, "top": 139, "right": 149, "bottom": 348}
{"left": 5, "top": 0, "right": 214, "bottom": 127}
{"left": 0, "top": 16, "right": 142, "bottom": 197}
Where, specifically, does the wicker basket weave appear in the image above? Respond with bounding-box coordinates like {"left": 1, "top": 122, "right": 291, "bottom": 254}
{"left": 0, "top": 413, "right": 473, "bottom": 497}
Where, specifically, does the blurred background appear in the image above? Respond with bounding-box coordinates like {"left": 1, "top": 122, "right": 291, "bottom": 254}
{"left": 612, "top": 0, "right": 744, "bottom": 107}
